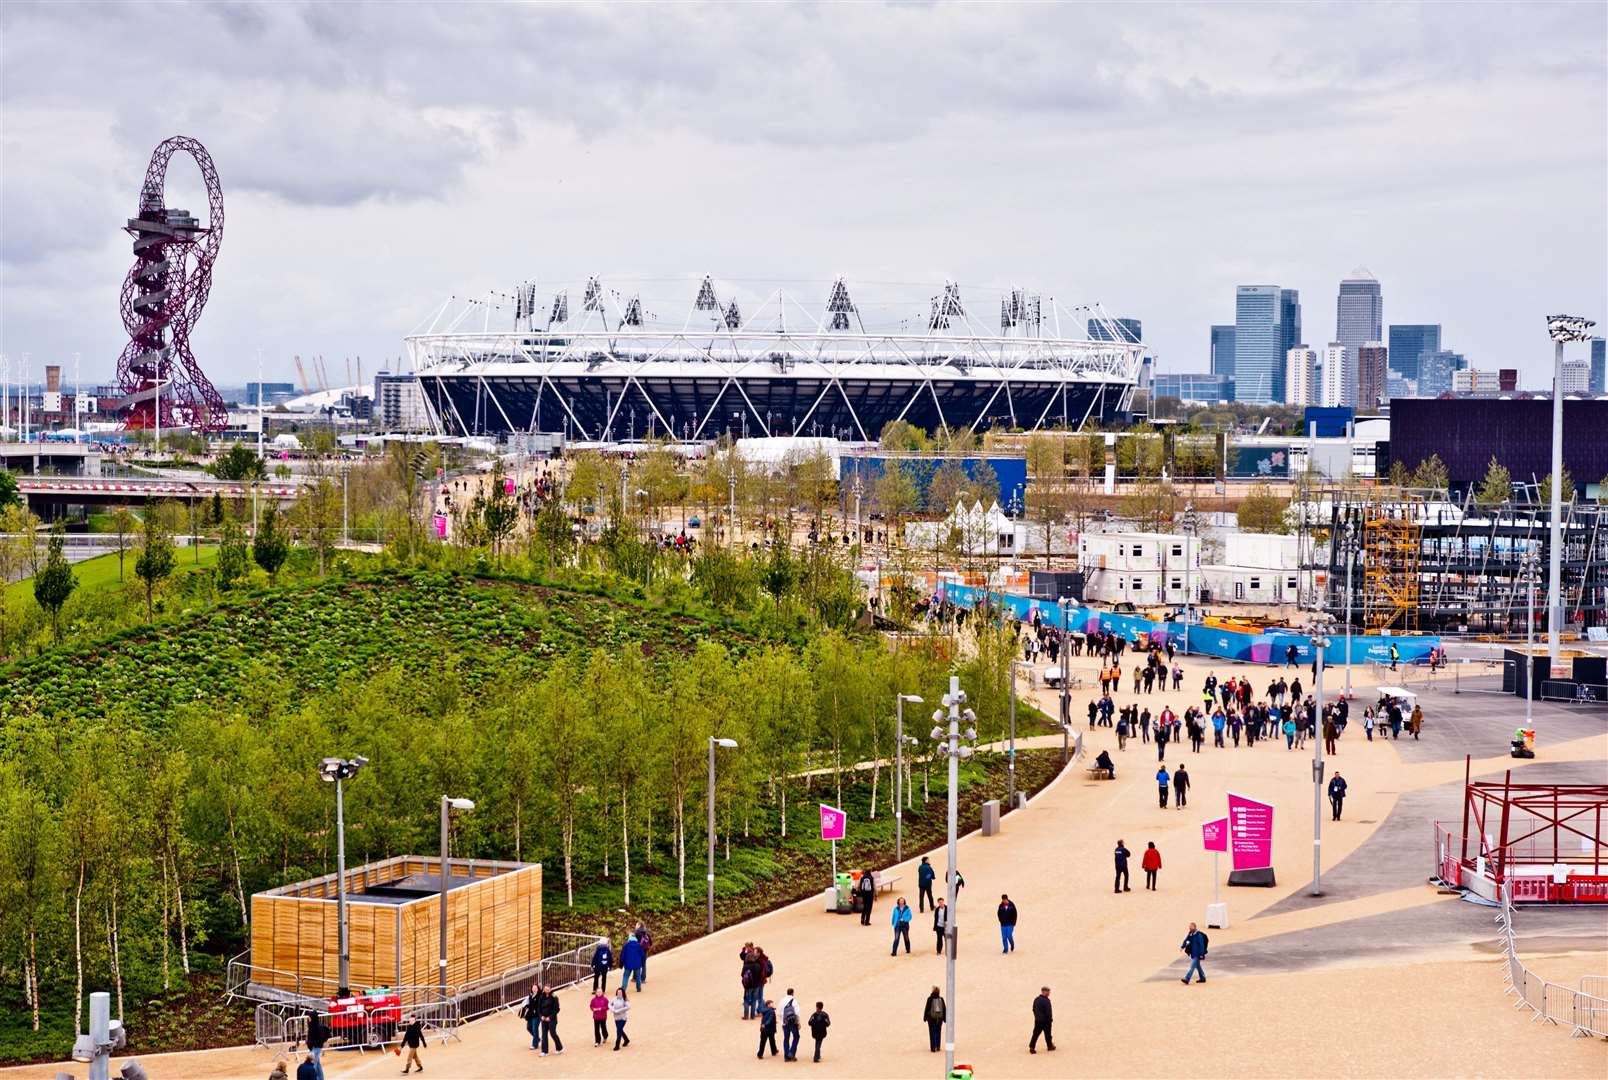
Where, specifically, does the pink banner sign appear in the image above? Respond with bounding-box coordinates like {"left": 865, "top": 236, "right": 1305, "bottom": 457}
{"left": 503, "top": 477, "right": 516, "bottom": 495}
{"left": 1201, "top": 816, "right": 1229, "bottom": 853}
{"left": 819, "top": 803, "right": 846, "bottom": 842}
{"left": 432, "top": 513, "right": 448, "bottom": 538}
{"left": 1226, "top": 793, "right": 1274, "bottom": 871}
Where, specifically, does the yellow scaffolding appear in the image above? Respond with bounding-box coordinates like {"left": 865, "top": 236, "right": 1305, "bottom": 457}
{"left": 1363, "top": 489, "right": 1421, "bottom": 630}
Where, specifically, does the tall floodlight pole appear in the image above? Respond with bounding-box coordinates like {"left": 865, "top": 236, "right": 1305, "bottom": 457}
{"left": 439, "top": 795, "right": 474, "bottom": 997}
{"left": 1342, "top": 518, "right": 1355, "bottom": 701}
{"left": 1309, "top": 634, "right": 1330, "bottom": 897}
{"left": 318, "top": 756, "right": 368, "bottom": 993}
{"left": 707, "top": 737, "right": 738, "bottom": 932}
{"left": 1181, "top": 501, "right": 1197, "bottom": 655}
{"left": 929, "top": 677, "right": 976, "bottom": 1078}
{"left": 1544, "top": 315, "right": 1596, "bottom": 664}
{"left": 895, "top": 694, "right": 923, "bottom": 861}
{"left": 1524, "top": 552, "right": 1537, "bottom": 730}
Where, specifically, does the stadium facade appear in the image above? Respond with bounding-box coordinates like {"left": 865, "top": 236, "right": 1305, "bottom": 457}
{"left": 405, "top": 277, "right": 1143, "bottom": 441}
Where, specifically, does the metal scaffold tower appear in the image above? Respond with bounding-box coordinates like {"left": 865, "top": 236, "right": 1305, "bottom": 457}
{"left": 1362, "top": 489, "right": 1422, "bottom": 631}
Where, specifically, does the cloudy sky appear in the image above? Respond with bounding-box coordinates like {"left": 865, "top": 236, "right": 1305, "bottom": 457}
{"left": 2, "top": 1, "right": 1604, "bottom": 392}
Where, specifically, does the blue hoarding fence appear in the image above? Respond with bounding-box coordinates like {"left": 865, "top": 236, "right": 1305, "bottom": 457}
{"left": 941, "top": 584, "right": 1439, "bottom": 667}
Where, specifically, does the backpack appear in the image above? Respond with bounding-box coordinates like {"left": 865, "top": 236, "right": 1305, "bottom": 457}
{"left": 782, "top": 999, "right": 798, "bottom": 1025}
{"left": 1197, "top": 931, "right": 1209, "bottom": 957}
{"left": 764, "top": 956, "right": 774, "bottom": 978}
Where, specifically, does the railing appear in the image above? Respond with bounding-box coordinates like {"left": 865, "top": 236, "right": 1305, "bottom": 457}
{"left": 1540, "top": 679, "right": 1608, "bottom": 704}
{"left": 254, "top": 995, "right": 460, "bottom": 1052}
{"left": 1497, "top": 881, "right": 1608, "bottom": 1038}
{"left": 455, "top": 931, "right": 608, "bottom": 1022}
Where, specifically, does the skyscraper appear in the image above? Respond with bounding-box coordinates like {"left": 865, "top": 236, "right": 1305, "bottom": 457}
{"left": 1417, "top": 349, "right": 1465, "bottom": 397}
{"left": 1235, "top": 286, "right": 1284, "bottom": 403}
{"left": 1335, "top": 270, "right": 1383, "bottom": 354}
{"left": 1088, "top": 317, "right": 1142, "bottom": 344}
{"left": 1387, "top": 324, "right": 1441, "bottom": 384}
{"left": 1210, "top": 325, "right": 1236, "bottom": 382}
{"left": 1285, "top": 346, "right": 1318, "bottom": 406}
{"left": 1279, "top": 289, "right": 1302, "bottom": 375}
{"left": 1591, "top": 337, "right": 1605, "bottom": 395}
{"left": 1320, "top": 342, "right": 1356, "bottom": 407}
{"left": 1357, "top": 342, "right": 1388, "bottom": 409}
{"left": 1560, "top": 359, "right": 1590, "bottom": 395}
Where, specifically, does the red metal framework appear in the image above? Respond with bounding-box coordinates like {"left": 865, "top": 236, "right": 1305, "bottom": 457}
{"left": 1455, "top": 758, "right": 1608, "bottom": 902}
{"left": 114, "top": 135, "right": 229, "bottom": 432}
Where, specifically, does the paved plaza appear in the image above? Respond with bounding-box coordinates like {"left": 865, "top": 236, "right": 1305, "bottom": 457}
{"left": 11, "top": 652, "right": 1605, "bottom": 1079}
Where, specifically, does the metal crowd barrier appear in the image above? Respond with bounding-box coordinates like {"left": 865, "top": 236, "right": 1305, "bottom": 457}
{"left": 1498, "top": 881, "right": 1608, "bottom": 1038}
{"left": 254, "top": 994, "right": 459, "bottom": 1052}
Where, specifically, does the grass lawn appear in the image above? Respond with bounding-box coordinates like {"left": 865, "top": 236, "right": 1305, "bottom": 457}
{"left": 4, "top": 546, "right": 220, "bottom": 604}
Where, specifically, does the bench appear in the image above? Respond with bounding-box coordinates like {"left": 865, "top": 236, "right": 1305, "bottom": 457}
{"left": 1085, "top": 766, "right": 1114, "bottom": 780}
{"left": 871, "top": 871, "right": 901, "bottom": 893}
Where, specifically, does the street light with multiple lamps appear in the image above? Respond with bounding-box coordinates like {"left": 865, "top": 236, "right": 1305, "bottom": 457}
{"left": 1308, "top": 634, "right": 1330, "bottom": 897}
{"left": 318, "top": 756, "right": 368, "bottom": 993}
{"left": 1180, "top": 501, "right": 1199, "bottom": 655}
{"left": 929, "top": 676, "right": 976, "bottom": 1077}
{"left": 1339, "top": 517, "right": 1356, "bottom": 702}
{"left": 439, "top": 795, "right": 475, "bottom": 997}
{"left": 1545, "top": 315, "right": 1596, "bottom": 664}
{"left": 1523, "top": 551, "right": 1539, "bottom": 730}
{"left": 707, "top": 736, "right": 739, "bottom": 933}
{"left": 894, "top": 694, "right": 924, "bottom": 861}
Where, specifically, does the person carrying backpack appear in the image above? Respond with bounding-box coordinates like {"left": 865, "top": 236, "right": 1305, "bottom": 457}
{"left": 807, "top": 1001, "right": 831, "bottom": 1062}
{"left": 1180, "top": 922, "right": 1209, "bottom": 985}
{"left": 779, "top": 988, "right": 802, "bottom": 1061}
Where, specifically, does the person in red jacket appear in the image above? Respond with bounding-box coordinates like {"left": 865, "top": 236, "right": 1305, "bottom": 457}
{"left": 1141, "top": 841, "right": 1163, "bottom": 890}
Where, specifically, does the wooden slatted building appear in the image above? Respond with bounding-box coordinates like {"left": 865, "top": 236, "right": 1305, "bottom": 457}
{"left": 248, "top": 856, "right": 541, "bottom": 998}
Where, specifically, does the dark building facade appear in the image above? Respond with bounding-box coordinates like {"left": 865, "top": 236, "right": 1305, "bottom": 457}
{"left": 1387, "top": 324, "right": 1441, "bottom": 385}
{"left": 1389, "top": 398, "right": 1608, "bottom": 491}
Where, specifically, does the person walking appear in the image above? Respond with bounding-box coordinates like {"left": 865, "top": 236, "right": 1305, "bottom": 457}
{"left": 856, "top": 870, "right": 877, "bottom": 925}
{"left": 1029, "top": 986, "right": 1055, "bottom": 1053}
{"left": 632, "top": 922, "right": 653, "bottom": 983}
{"left": 932, "top": 897, "right": 949, "bottom": 954}
{"left": 1155, "top": 765, "right": 1170, "bottom": 809}
{"left": 619, "top": 931, "right": 646, "bottom": 994}
{"left": 997, "top": 894, "right": 1018, "bottom": 953}
{"left": 917, "top": 856, "right": 935, "bottom": 912}
{"left": 1114, "top": 839, "right": 1132, "bottom": 892}
{"left": 890, "top": 897, "right": 913, "bottom": 955}
{"left": 780, "top": 988, "right": 802, "bottom": 1061}
{"left": 608, "top": 989, "right": 631, "bottom": 1050}
{"left": 538, "top": 982, "right": 564, "bottom": 1055}
{"left": 923, "top": 987, "right": 946, "bottom": 1053}
{"left": 1328, "top": 772, "right": 1348, "bottom": 821}
{"left": 757, "top": 999, "right": 779, "bottom": 1059}
{"left": 519, "top": 985, "right": 542, "bottom": 1050}
{"left": 808, "top": 1001, "right": 830, "bottom": 1062}
{"left": 946, "top": 868, "right": 965, "bottom": 905}
{"left": 1180, "top": 922, "right": 1209, "bottom": 985}
{"left": 1173, "top": 763, "right": 1190, "bottom": 809}
{"left": 1141, "top": 841, "right": 1162, "bottom": 890}
{"left": 295, "top": 1054, "right": 318, "bottom": 1080}
{"left": 590, "top": 937, "right": 613, "bottom": 993}
{"left": 301, "top": 1010, "right": 329, "bottom": 1080}
{"left": 1389, "top": 642, "right": 1399, "bottom": 670}
{"left": 1323, "top": 714, "right": 1338, "bottom": 755}
{"left": 400, "top": 1015, "right": 425, "bottom": 1074}
{"left": 590, "top": 988, "right": 610, "bottom": 1047}
{"left": 1410, "top": 704, "right": 1423, "bottom": 741}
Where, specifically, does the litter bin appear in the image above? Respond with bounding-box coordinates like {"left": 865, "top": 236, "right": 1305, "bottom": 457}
{"left": 949, "top": 1065, "right": 975, "bottom": 1080}
{"left": 834, "top": 872, "right": 855, "bottom": 913}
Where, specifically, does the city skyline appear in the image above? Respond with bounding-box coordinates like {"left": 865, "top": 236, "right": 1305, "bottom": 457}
{"left": 1, "top": 2, "right": 1603, "bottom": 395}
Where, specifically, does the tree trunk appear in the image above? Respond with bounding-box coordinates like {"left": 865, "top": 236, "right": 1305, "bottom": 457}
{"left": 563, "top": 811, "right": 575, "bottom": 907}
{"left": 675, "top": 796, "right": 686, "bottom": 904}
{"left": 28, "top": 926, "right": 40, "bottom": 1031}
{"left": 174, "top": 850, "right": 192, "bottom": 974}
{"left": 620, "top": 788, "right": 631, "bottom": 906}
{"left": 227, "top": 809, "right": 249, "bottom": 930}
{"left": 74, "top": 861, "right": 84, "bottom": 1033}
{"left": 110, "top": 882, "right": 124, "bottom": 1019}
{"left": 513, "top": 798, "right": 523, "bottom": 862}
{"left": 780, "top": 785, "right": 787, "bottom": 838}
{"left": 869, "top": 758, "right": 879, "bottom": 820}
{"left": 160, "top": 855, "right": 172, "bottom": 990}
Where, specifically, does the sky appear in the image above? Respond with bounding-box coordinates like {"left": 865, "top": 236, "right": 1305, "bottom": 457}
{"left": 2, "top": 1, "right": 1605, "bottom": 393}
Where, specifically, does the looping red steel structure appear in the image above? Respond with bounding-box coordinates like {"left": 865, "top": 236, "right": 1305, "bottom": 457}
{"left": 115, "top": 135, "right": 229, "bottom": 432}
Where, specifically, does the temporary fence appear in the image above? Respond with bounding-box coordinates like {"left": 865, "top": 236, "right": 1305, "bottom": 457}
{"left": 254, "top": 993, "right": 460, "bottom": 1053}
{"left": 449, "top": 930, "right": 608, "bottom": 1023}
{"left": 1497, "top": 881, "right": 1608, "bottom": 1038}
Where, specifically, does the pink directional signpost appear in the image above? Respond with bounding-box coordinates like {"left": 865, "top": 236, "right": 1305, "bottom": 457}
{"left": 1226, "top": 792, "right": 1276, "bottom": 887}
{"left": 820, "top": 803, "right": 846, "bottom": 878}
{"left": 1202, "top": 816, "right": 1229, "bottom": 923}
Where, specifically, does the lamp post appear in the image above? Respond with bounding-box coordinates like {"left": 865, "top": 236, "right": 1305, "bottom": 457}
{"left": 1008, "top": 661, "right": 1029, "bottom": 808}
{"left": 707, "top": 736, "right": 738, "bottom": 933}
{"left": 895, "top": 694, "right": 923, "bottom": 861}
{"left": 439, "top": 795, "right": 474, "bottom": 998}
{"left": 1341, "top": 518, "right": 1355, "bottom": 701}
{"left": 318, "top": 756, "right": 368, "bottom": 993}
{"left": 1524, "top": 551, "right": 1538, "bottom": 730}
{"left": 1057, "top": 596, "right": 1071, "bottom": 741}
{"left": 1544, "top": 315, "right": 1596, "bottom": 664}
{"left": 1308, "top": 636, "right": 1330, "bottom": 897}
{"left": 1180, "top": 501, "right": 1198, "bottom": 655}
{"left": 929, "top": 676, "right": 976, "bottom": 1078}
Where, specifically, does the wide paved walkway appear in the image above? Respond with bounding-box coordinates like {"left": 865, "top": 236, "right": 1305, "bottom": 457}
{"left": 11, "top": 651, "right": 1605, "bottom": 1079}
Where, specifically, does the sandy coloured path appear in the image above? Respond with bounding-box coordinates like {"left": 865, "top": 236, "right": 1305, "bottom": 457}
{"left": 11, "top": 651, "right": 1606, "bottom": 1079}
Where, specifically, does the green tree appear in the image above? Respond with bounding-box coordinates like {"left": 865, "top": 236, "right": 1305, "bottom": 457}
{"left": 1236, "top": 483, "right": 1290, "bottom": 534}
{"left": 478, "top": 460, "right": 519, "bottom": 563}
{"left": 1538, "top": 468, "right": 1574, "bottom": 506}
{"left": 33, "top": 524, "right": 76, "bottom": 642}
{"left": 1122, "top": 478, "right": 1179, "bottom": 532}
{"left": 878, "top": 419, "right": 928, "bottom": 452}
{"left": 216, "top": 514, "right": 250, "bottom": 591}
{"left": 927, "top": 459, "right": 969, "bottom": 513}
{"left": 970, "top": 458, "right": 1001, "bottom": 507}
{"left": 1475, "top": 457, "right": 1512, "bottom": 506}
{"left": 111, "top": 507, "right": 135, "bottom": 582}
{"left": 252, "top": 504, "right": 290, "bottom": 582}
{"left": 873, "top": 460, "right": 919, "bottom": 542}
{"left": 0, "top": 469, "right": 18, "bottom": 509}
{"left": 1387, "top": 460, "right": 1411, "bottom": 487}
{"left": 133, "top": 506, "right": 175, "bottom": 621}
{"left": 210, "top": 444, "right": 265, "bottom": 481}
{"left": 1412, "top": 453, "right": 1449, "bottom": 491}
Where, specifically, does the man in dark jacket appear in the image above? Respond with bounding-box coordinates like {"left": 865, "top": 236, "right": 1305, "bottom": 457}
{"left": 619, "top": 933, "right": 646, "bottom": 993}
{"left": 1029, "top": 986, "right": 1055, "bottom": 1053}
{"left": 1180, "top": 922, "right": 1208, "bottom": 984}
{"left": 917, "top": 856, "right": 935, "bottom": 911}
{"left": 923, "top": 987, "right": 945, "bottom": 1053}
{"left": 932, "top": 898, "right": 949, "bottom": 954}
{"left": 538, "top": 982, "right": 564, "bottom": 1055}
{"left": 591, "top": 938, "right": 613, "bottom": 992}
{"left": 1328, "top": 773, "right": 1348, "bottom": 820}
{"left": 1173, "top": 763, "right": 1190, "bottom": 809}
{"left": 808, "top": 1002, "right": 830, "bottom": 1062}
{"left": 996, "top": 894, "right": 1018, "bottom": 953}
{"left": 857, "top": 870, "right": 877, "bottom": 925}
{"left": 400, "top": 1016, "right": 425, "bottom": 1074}
{"left": 302, "top": 1010, "right": 329, "bottom": 1080}
{"left": 756, "top": 999, "right": 779, "bottom": 1058}
{"left": 1114, "top": 839, "right": 1132, "bottom": 893}
{"left": 296, "top": 1054, "right": 319, "bottom": 1080}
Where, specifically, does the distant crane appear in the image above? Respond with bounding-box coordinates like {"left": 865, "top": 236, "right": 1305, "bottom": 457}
{"left": 294, "top": 354, "right": 310, "bottom": 394}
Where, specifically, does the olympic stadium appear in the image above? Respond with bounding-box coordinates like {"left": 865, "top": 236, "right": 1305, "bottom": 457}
{"left": 404, "top": 277, "right": 1143, "bottom": 441}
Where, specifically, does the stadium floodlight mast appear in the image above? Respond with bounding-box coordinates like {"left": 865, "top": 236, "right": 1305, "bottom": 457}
{"left": 929, "top": 677, "right": 977, "bottom": 1077}
{"left": 439, "top": 795, "right": 475, "bottom": 997}
{"left": 707, "top": 737, "right": 739, "bottom": 932}
{"left": 1180, "top": 501, "right": 1199, "bottom": 655}
{"left": 318, "top": 756, "right": 369, "bottom": 992}
{"left": 894, "top": 694, "right": 924, "bottom": 861}
{"left": 1544, "top": 315, "right": 1595, "bottom": 664}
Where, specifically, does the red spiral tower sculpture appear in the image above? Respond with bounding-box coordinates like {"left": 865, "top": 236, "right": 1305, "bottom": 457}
{"left": 115, "top": 135, "right": 229, "bottom": 432}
